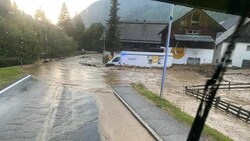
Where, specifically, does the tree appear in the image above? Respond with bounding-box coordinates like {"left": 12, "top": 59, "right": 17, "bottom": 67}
{"left": 82, "top": 23, "right": 104, "bottom": 52}
{"left": 0, "top": 0, "right": 77, "bottom": 67}
{"left": 105, "top": 0, "right": 121, "bottom": 55}
{"left": 72, "top": 15, "right": 85, "bottom": 50}
{"left": 34, "top": 8, "right": 46, "bottom": 21}
{"left": 57, "top": 2, "right": 73, "bottom": 36}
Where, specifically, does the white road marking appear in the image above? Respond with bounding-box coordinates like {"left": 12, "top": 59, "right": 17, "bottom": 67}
{"left": 0, "top": 75, "right": 31, "bottom": 94}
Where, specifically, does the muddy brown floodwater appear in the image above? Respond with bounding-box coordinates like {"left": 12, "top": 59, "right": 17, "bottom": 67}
{"left": 104, "top": 61, "right": 250, "bottom": 141}
{"left": 23, "top": 54, "right": 250, "bottom": 141}
{"left": 23, "top": 55, "right": 155, "bottom": 141}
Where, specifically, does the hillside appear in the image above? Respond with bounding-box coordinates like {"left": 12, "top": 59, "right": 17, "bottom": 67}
{"left": 79, "top": 0, "right": 235, "bottom": 27}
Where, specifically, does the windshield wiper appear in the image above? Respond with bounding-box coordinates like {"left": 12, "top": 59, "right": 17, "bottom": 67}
{"left": 187, "top": 10, "right": 249, "bottom": 141}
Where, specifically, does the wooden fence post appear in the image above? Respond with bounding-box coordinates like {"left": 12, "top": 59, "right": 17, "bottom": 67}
{"left": 237, "top": 107, "right": 242, "bottom": 117}
{"left": 215, "top": 97, "right": 220, "bottom": 108}
{"left": 226, "top": 104, "right": 229, "bottom": 113}
{"left": 196, "top": 89, "right": 199, "bottom": 98}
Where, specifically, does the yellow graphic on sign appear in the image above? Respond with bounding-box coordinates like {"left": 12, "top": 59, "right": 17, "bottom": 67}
{"left": 171, "top": 48, "right": 185, "bottom": 59}
{"left": 152, "top": 56, "right": 159, "bottom": 64}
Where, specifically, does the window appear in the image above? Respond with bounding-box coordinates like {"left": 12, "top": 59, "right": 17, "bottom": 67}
{"left": 192, "top": 14, "right": 200, "bottom": 22}
{"left": 246, "top": 45, "right": 250, "bottom": 51}
{"left": 191, "top": 14, "right": 200, "bottom": 28}
{"left": 112, "top": 57, "right": 120, "bottom": 62}
{"left": 186, "top": 30, "right": 199, "bottom": 34}
{"left": 226, "top": 60, "right": 232, "bottom": 65}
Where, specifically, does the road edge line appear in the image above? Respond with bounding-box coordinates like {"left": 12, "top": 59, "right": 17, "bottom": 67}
{"left": 108, "top": 85, "right": 164, "bottom": 141}
{"left": 0, "top": 75, "right": 31, "bottom": 94}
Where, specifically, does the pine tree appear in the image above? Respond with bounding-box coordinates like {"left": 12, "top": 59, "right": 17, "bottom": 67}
{"left": 57, "top": 2, "right": 73, "bottom": 36}
{"left": 72, "top": 15, "right": 85, "bottom": 50}
{"left": 106, "top": 0, "right": 121, "bottom": 55}
{"left": 34, "top": 8, "right": 46, "bottom": 21}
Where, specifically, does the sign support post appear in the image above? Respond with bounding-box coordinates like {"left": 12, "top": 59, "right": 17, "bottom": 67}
{"left": 160, "top": 4, "right": 174, "bottom": 98}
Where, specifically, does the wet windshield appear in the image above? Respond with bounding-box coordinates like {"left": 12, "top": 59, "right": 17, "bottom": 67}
{"left": 0, "top": 0, "right": 249, "bottom": 141}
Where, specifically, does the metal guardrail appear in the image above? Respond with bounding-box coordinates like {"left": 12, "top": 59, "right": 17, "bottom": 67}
{"left": 185, "top": 87, "right": 250, "bottom": 123}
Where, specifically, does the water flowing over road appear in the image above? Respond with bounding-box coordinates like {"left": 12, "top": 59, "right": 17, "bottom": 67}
{"left": 0, "top": 55, "right": 155, "bottom": 141}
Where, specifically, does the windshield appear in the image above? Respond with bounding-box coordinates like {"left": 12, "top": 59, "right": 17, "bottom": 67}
{"left": 112, "top": 57, "right": 120, "bottom": 62}
{"left": 0, "top": 0, "right": 249, "bottom": 141}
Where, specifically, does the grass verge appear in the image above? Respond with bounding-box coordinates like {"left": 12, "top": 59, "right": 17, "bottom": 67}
{"left": 0, "top": 66, "right": 25, "bottom": 90}
{"left": 131, "top": 83, "right": 233, "bottom": 141}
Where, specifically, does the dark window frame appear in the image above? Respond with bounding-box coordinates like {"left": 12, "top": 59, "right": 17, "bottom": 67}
{"left": 246, "top": 45, "right": 250, "bottom": 51}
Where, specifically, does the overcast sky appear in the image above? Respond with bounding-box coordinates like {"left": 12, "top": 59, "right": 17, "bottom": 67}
{"left": 11, "top": 0, "right": 98, "bottom": 24}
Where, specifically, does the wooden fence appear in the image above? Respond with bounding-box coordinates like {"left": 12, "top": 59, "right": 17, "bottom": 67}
{"left": 188, "top": 83, "right": 250, "bottom": 90}
{"left": 185, "top": 87, "right": 250, "bottom": 123}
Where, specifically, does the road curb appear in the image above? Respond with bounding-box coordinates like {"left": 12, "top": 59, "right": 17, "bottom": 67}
{"left": 0, "top": 75, "right": 32, "bottom": 94}
{"left": 108, "top": 85, "right": 164, "bottom": 141}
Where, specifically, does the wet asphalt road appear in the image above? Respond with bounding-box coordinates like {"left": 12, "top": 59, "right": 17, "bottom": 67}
{"left": 0, "top": 57, "right": 102, "bottom": 141}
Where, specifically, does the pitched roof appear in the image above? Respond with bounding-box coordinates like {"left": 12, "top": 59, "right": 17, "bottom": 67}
{"left": 119, "top": 21, "right": 168, "bottom": 43}
{"left": 226, "top": 21, "right": 250, "bottom": 43}
{"left": 216, "top": 17, "right": 250, "bottom": 45}
{"left": 215, "top": 16, "right": 241, "bottom": 45}
{"left": 159, "top": 8, "right": 226, "bottom": 35}
{"left": 155, "top": 0, "right": 250, "bottom": 17}
{"left": 220, "top": 16, "right": 241, "bottom": 29}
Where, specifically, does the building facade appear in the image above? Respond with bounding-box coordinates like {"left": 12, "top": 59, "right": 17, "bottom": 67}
{"left": 159, "top": 9, "right": 225, "bottom": 65}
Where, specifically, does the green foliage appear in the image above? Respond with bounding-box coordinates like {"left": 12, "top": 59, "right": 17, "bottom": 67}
{"left": 72, "top": 15, "right": 85, "bottom": 51}
{"left": 34, "top": 8, "right": 46, "bottom": 21}
{"left": 132, "top": 83, "right": 233, "bottom": 141}
{"left": 82, "top": 23, "right": 104, "bottom": 52}
{"left": 0, "top": 0, "right": 77, "bottom": 67}
{"left": 0, "top": 66, "right": 25, "bottom": 89}
{"left": 57, "top": 2, "right": 73, "bottom": 36}
{"left": 106, "top": 0, "right": 121, "bottom": 54}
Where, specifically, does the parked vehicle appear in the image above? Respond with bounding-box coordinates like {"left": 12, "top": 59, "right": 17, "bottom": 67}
{"left": 106, "top": 51, "right": 173, "bottom": 67}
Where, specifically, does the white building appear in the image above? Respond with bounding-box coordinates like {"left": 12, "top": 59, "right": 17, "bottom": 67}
{"left": 213, "top": 18, "right": 250, "bottom": 68}
{"left": 169, "top": 47, "right": 214, "bottom": 64}
{"left": 158, "top": 9, "right": 226, "bottom": 65}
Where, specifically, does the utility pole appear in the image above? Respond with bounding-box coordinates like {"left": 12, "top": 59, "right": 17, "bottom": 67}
{"left": 160, "top": 4, "right": 174, "bottom": 98}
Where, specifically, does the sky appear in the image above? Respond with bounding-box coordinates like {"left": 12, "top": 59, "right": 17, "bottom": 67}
{"left": 11, "top": 0, "right": 98, "bottom": 24}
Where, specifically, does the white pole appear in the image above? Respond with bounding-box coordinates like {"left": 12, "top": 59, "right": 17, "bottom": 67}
{"left": 160, "top": 4, "right": 174, "bottom": 98}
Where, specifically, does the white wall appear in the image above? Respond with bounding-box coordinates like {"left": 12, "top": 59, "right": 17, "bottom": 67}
{"left": 218, "top": 42, "right": 250, "bottom": 67}
{"left": 170, "top": 47, "right": 214, "bottom": 64}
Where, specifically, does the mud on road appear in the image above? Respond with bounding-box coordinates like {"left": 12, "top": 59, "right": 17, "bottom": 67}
{"left": 22, "top": 55, "right": 155, "bottom": 141}
{"left": 104, "top": 60, "right": 250, "bottom": 141}
{"left": 21, "top": 54, "right": 250, "bottom": 141}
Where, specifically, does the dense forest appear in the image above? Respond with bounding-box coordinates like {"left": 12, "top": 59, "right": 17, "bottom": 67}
{"left": 0, "top": 0, "right": 104, "bottom": 67}
{"left": 1, "top": 0, "right": 233, "bottom": 67}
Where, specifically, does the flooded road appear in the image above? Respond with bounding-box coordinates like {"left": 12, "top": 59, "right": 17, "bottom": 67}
{"left": 0, "top": 55, "right": 155, "bottom": 141}
{"left": 105, "top": 64, "right": 250, "bottom": 141}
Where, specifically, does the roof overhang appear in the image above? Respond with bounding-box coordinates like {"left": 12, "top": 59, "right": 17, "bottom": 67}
{"left": 155, "top": 0, "right": 250, "bottom": 17}
{"left": 121, "top": 39, "right": 161, "bottom": 44}
{"left": 174, "top": 34, "right": 215, "bottom": 42}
